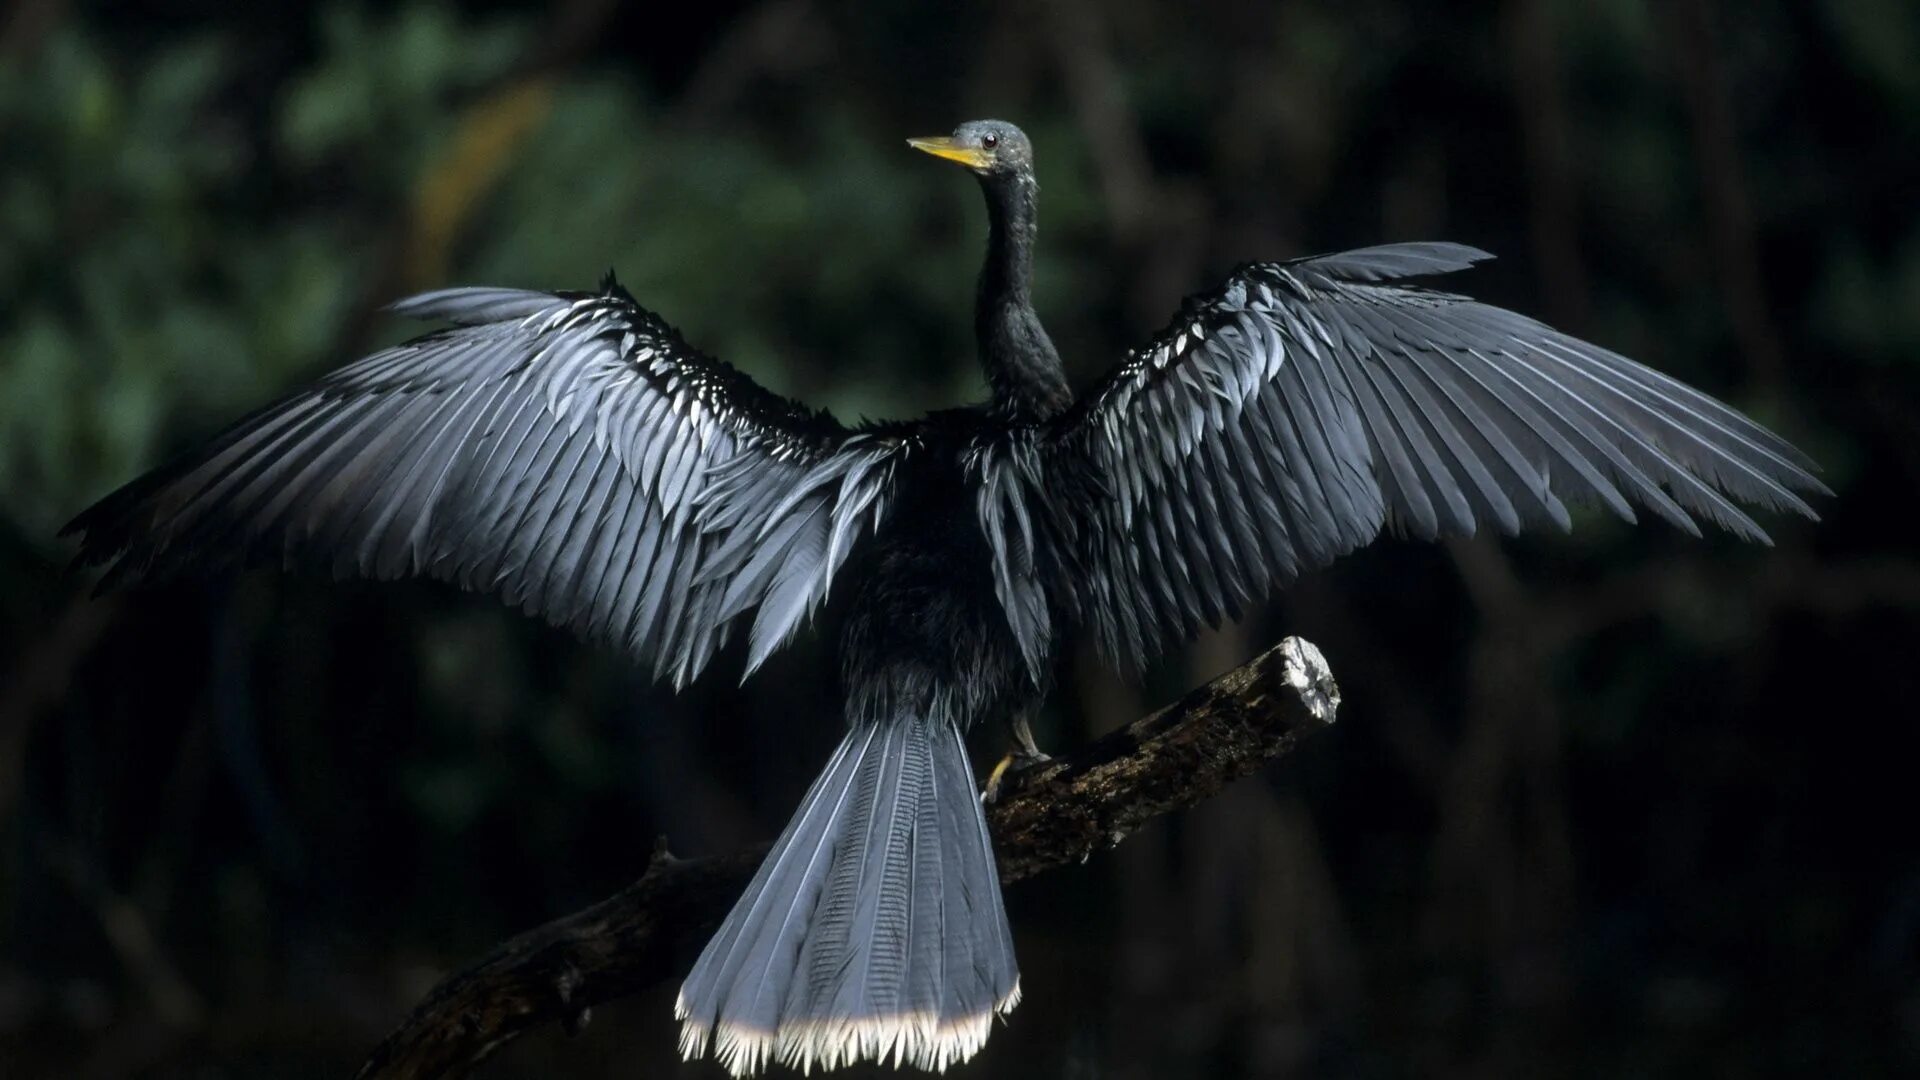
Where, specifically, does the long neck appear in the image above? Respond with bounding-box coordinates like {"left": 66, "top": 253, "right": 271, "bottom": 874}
{"left": 976, "top": 173, "right": 1071, "bottom": 422}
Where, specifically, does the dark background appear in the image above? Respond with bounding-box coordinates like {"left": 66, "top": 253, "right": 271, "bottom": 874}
{"left": 3, "top": 1, "right": 1917, "bottom": 1077}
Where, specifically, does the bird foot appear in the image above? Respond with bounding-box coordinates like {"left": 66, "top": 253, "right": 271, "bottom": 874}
{"left": 981, "top": 715, "right": 1052, "bottom": 805}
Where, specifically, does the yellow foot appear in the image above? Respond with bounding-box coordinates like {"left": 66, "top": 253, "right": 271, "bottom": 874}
{"left": 981, "top": 716, "right": 1052, "bottom": 805}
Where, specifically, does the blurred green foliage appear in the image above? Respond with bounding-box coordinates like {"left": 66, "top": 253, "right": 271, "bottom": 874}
{"left": 0, "top": 7, "right": 1100, "bottom": 541}
{"left": 1, "top": 2, "right": 1915, "bottom": 1078}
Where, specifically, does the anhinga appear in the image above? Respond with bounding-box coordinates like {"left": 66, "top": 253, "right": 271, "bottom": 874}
{"left": 65, "top": 120, "right": 1826, "bottom": 1075}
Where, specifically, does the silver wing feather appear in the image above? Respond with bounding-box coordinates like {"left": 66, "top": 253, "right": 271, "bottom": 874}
{"left": 1034, "top": 242, "right": 1827, "bottom": 669}
{"left": 65, "top": 276, "right": 906, "bottom": 687}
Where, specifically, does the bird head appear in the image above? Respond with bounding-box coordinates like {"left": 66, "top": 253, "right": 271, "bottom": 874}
{"left": 908, "top": 120, "right": 1032, "bottom": 179}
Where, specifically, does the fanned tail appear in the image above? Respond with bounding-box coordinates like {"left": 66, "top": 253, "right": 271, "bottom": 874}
{"left": 675, "top": 706, "right": 1019, "bottom": 1076}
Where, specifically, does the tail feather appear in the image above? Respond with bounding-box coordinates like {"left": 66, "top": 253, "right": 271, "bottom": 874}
{"left": 677, "top": 713, "right": 1019, "bottom": 1076}
{"left": 675, "top": 729, "right": 875, "bottom": 1069}
{"left": 936, "top": 720, "right": 1021, "bottom": 1026}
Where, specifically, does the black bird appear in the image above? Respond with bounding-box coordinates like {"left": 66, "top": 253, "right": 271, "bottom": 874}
{"left": 64, "top": 120, "right": 1826, "bottom": 1075}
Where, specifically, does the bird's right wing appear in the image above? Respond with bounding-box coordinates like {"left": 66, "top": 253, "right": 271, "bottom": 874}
{"left": 1039, "top": 242, "right": 1827, "bottom": 670}
{"left": 65, "top": 276, "right": 907, "bottom": 687}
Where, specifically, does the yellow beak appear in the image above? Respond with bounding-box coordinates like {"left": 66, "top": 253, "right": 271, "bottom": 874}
{"left": 907, "top": 136, "right": 992, "bottom": 170}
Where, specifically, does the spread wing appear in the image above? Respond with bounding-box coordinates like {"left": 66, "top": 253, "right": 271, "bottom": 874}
{"left": 1043, "top": 242, "right": 1827, "bottom": 669}
{"left": 64, "top": 276, "right": 905, "bottom": 687}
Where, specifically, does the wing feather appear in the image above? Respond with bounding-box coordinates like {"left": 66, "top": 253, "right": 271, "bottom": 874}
{"left": 1035, "top": 242, "right": 1826, "bottom": 669}
{"left": 65, "top": 279, "right": 906, "bottom": 687}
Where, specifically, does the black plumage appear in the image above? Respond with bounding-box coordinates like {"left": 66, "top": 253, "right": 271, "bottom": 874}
{"left": 64, "top": 119, "right": 1826, "bottom": 1076}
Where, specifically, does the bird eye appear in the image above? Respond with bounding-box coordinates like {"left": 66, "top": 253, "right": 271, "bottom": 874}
{"left": 981, "top": 132, "right": 999, "bottom": 150}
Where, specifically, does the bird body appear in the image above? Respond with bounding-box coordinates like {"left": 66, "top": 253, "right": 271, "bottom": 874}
{"left": 64, "top": 120, "right": 1826, "bottom": 1076}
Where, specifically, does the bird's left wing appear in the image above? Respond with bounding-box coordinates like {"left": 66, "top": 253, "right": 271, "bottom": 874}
{"left": 1037, "top": 242, "right": 1827, "bottom": 670}
{"left": 65, "top": 276, "right": 906, "bottom": 687}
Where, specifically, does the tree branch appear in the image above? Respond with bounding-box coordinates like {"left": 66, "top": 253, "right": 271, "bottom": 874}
{"left": 356, "top": 637, "right": 1340, "bottom": 1080}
